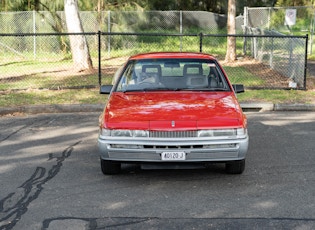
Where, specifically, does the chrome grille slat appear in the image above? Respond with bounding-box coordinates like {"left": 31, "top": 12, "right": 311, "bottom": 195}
{"left": 150, "top": 131, "right": 197, "bottom": 138}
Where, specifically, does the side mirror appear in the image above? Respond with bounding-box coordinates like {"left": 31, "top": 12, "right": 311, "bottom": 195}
{"left": 232, "top": 84, "right": 245, "bottom": 93}
{"left": 100, "top": 85, "right": 113, "bottom": 94}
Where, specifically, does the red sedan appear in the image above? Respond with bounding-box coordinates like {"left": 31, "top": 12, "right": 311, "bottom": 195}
{"left": 98, "top": 52, "right": 249, "bottom": 174}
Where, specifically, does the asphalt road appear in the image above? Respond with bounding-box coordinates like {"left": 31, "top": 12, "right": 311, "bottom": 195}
{"left": 0, "top": 111, "right": 315, "bottom": 230}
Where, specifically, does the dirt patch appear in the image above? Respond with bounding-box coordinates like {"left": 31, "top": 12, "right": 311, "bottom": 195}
{"left": 307, "top": 60, "right": 315, "bottom": 78}
{"left": 2, "top": 55, "right": 314, "bottom": 90}
{"left": 306, "top": 60, "right": 315, "bottom": 89}
{"left": 224, "top": 57, "right": 292, "bottom": 89}
{"left": 41, "top": 68, "right": 98, "bottom": 78}
{"left": 0, "top": 67, "right": 98, "bottom": 81}
{"left": 222, "top": 57, "right": 315, "bottom": 90}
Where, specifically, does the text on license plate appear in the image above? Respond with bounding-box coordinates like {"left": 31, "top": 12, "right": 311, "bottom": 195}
{"left": 161, "top": 152, "right": 186, "bottom": 161}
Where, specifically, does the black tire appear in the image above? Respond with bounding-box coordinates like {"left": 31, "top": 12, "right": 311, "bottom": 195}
{"left": 100, "top": 158, "right": 121, "bottom": 175}
{"left": 225, "top": 159, "right": 245, "bottom": 174}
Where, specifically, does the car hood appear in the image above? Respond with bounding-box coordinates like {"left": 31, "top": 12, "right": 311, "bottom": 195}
{"left": 103, "top": 91, "right": 244, "bottom": 130}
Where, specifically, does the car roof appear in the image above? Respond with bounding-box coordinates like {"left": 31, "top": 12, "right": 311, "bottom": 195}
{"left": 128, "top": 52, "right": 216, "bottom": 61}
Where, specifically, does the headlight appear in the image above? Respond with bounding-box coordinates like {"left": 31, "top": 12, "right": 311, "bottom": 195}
{"left": 111, "top": 129, "right": 132, "bottom": 137}
{"left": 100, "top": 128, "right": 149, "bottom": 138}
{"left": 100, "top": 128, "right": 111, "bottom": 136}
{"left": 198, "top": 129, "right": 237, "bottom": 137}
{"left": 197, "top": 130, "right": 214, "bottom": 137}
{"left": 133, "top": 130, "right": 149, "bottom": 137}
{"left": 236, "top": 128, "right": 247, "bottom": 136}
{"left": 197, "top": 128, "right": 247, "bottom": 138}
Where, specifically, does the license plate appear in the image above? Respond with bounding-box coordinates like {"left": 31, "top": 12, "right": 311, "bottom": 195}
{"left": 161, "top": 151, "right": 186, "bottom": 161}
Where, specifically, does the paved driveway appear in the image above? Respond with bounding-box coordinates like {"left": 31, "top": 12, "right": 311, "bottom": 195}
{"left": 0, "top": 112, "right": 315, "bottom": 230}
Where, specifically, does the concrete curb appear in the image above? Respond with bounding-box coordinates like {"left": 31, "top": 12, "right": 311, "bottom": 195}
{"left": 1, "top": 103, "right": 315, "bottom": 116}
{"left": 240, "top": 103, "right": 274, "bottom": 112}
{"left": 0, "top": 104, "right": 104, "bottom": 116}
{"left": 241, "top": 103, "right": 315, "bottom": 112}
{"left": 273, "top": 103, "right": 315, "bottom": 111}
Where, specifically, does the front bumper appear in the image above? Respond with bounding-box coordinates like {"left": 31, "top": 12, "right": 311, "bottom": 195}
{"left": 98, "top": 135, "right": 249, "bottom": 163}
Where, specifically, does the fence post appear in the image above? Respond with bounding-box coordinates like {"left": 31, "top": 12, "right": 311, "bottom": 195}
{"left": 244, "top": 7, "right": 248, "bottom": 27}
{"left": 289, "top": 37, "right": 294, "bottom": 83}
{"left": 33, "top": 10, "right": 36, "bottom": 60}
{"left": 243, "top": 26, "right": 247, "bottom": 55}
{"left": 270, "top": 36, "right": 274, "bottom": 69}
{"left": 108, "top": 10, "right": 111, "bottom": 58}
{"left": 180, "top": 11, "right": 183, "bottom": 52}
{"left": 304, "top": 34, "right": 308, "bottom": 90}
{"left": 253, "top": 29, "right": 257, "bottom": 59}
{"left": 243, "top": 7, "right": 248, "bottom": 55}
{"left": 268, "top": 7, "right": 271, "bottom": 30}
{"left": 199, "top": 33, "right": 203, "bottom": 52}
{"left": 98, "top": 31, "right": 102, "bottom": 86}
{"left": 310, "top": 8, "right": 315, "bottom": 55}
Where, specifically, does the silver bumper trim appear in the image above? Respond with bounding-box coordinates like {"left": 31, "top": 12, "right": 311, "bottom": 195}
{"left": 98, "top": 135, "right": 249, "bottom": 162}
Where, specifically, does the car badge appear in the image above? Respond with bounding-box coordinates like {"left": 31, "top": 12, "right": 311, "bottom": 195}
{"left": 171, "top": 121, "right": 175, "bottom": 127}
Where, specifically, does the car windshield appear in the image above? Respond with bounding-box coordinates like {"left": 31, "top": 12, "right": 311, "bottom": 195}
{"left": 115, "top": 58, "right": 230, "bottom": 92}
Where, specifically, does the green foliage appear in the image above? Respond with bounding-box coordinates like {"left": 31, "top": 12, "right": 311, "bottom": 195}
{"left": 1, "top": 0, "right": 275, "bottom": 13}
{"left": 269, "top": 10, "right": 285, "bottom": 29}
{"left": 2, "top": 0, "right": 64, "bottom": 11}
{"left": 237, "top": 89, "right": 315, "bottom": 104}
{"left": 269, "top": 6, "right": 314, "bottom": 34}
{"left": 0, "top": 0, "right": 147, "bottom": 11}
{"left": 274, "top": 0, "right": 309, "bottom": 7}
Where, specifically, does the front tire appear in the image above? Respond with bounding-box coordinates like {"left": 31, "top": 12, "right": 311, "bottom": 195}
{"left": 100, "top": 158, "right": 121, "bottom": 175}
{"left": 225, "top": 159, "right": 245, "bottom": 174}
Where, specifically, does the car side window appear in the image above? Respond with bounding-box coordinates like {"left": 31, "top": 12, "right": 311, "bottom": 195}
{"left": 116, "top": 64, "right": 135, "bottom": 91}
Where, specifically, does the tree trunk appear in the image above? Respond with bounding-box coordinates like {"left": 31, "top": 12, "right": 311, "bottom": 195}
{"left": 64, "top": 0, "right": 93, "bottom": 71}
{"left": 225, "top": 0, "right": 236, "bottom": 62}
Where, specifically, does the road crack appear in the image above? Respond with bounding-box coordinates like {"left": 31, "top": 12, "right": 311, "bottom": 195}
{"left": 0, "top": 141, "right": 81, "bottom": 230}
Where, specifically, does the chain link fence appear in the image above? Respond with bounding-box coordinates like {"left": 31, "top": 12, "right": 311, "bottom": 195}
{"left": 0, "top": 32, "right": 308, "bottom": 93}
{"left": 244, "top": 6, "right": 315, "bottom": 55}
{"left": 0, "top": 33, "right": 99, "bottom": 91}
{"left": 0, "top": 10, "right": 245, "bottom": 34}
{"left": 242, "top": 28, "right": 308, "bottom": 88}
{"left": 245, "top": 6, "right": 314, "bottom": 32}
{"left": 0, "top": 10, "right": 310, "bottom": 106}
{"left": 100, "top": 32, "right": 308, "bottom": 90}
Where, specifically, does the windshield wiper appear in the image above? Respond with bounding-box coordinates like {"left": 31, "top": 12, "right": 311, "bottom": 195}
{"left": 142, "top": 87, "right": 172, "bottom": 91}
{"left": 141, "top": 87, "right": 190, "bottom": 91}
{"left": 175, "top": 88, "right": 229, "bottom": 91}
{"left": 121, "top": 87, "right": 229, "bottom": 93}
{"left": 121, "top": 89, "right": 143, "bottom": 93}
{"left": 207, "top": 88, "right": 230, "bottom": 91}
{"left": 121, "top": 87, "right": 172, "bottom": 93}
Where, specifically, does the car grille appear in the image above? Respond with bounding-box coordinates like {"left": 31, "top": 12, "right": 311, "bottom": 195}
{"left": 149, "top": 131, "right": 197, "bottom": 138}
{"left": 110, "top": 143, "right": 237, "bottom": 149}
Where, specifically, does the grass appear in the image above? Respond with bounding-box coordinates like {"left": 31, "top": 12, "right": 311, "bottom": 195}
{"left": 1, "top": 88, "right": 314, "bottom": 108}
{"left": 223, "top": 66, "right": 266, "bottom": 87}
{"left": 1, "top": 49, "right": 314, "bottom": 108}
{"left": 237, "top": 89, "right": 315, "bottom": 104}
{"left": 0, "top": 88, "right": 105, "bottom": 107}
{"left": 0, "top": 74, "right": 100, "bottom": 91}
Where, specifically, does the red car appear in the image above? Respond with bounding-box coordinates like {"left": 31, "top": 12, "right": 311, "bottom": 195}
{"left": 98, "top": 52, "right": 249, "bottom": 174}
